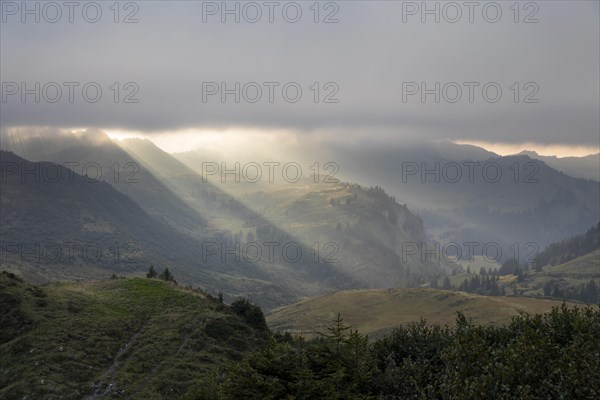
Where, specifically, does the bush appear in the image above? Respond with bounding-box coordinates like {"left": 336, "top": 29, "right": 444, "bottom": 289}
{"left": 217, "top": 306, "right": 600, "bottom": 399}
{"left": 229, "top": 298, "right": 267, "bottom": 330}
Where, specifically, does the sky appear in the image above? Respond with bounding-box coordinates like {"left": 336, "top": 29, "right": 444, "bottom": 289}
{"left": 1, "top": 0, "right": 599, "bottom": 156}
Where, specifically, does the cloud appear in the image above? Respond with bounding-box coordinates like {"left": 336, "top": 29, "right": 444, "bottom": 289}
{"left": 1, "top": 1, "right": 598, "bottom": 147}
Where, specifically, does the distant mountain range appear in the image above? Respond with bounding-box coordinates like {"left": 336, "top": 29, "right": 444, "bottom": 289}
{"left": 514, "top": 150, "right": 599, "bottom": 181}
{"left": 2, "top": 130, "right": 598, "bottom": 307}
{"left": 177, "top": 139, "right": 600, "bottom": 260}
{"left": 1, "top": 132, "right": 443, "bottom": 308}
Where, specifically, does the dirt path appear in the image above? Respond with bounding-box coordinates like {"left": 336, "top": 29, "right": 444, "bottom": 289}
{"left": 83, "top": 323, "right": 147, "bottom": 400}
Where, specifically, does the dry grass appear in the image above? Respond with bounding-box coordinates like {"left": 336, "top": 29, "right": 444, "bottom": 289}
{"left": 267, "top": 288, "right": 577, "bottom": 339}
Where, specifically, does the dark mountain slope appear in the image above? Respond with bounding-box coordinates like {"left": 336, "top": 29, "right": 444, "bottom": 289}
{"left": 0, "top": 130, "right": 207, "bottom": 235}
{"left": 516, "top": 150, "right": 600, "bottom": 181}
{"left": 0, "top": 151, "right": 302, "bottom": 308}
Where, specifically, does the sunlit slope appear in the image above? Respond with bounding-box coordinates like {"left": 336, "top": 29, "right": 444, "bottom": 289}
{"left": 267, "top": 288, "right": 574, "bottom": 338}
{"left": 0, "top": 272, "right": 268, "bottom": 399}
{"left": 128, "top": 139, "right": 446, "bottom": 288}
{"left": 201, "top": 179, "right": 447, "bottom": 289}
{"left": 15, "top": 134, "right": 442, "bottom": 295}
{"left": 189, "top": 139, "right": 600, "bottom": 250}
{"left": 0, "top": 151, "right": 196, "bottom": 282}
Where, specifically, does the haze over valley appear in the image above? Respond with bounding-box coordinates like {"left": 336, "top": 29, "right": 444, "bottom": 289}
{"left": 1, "top": 1, "right": 599, "bottom": 398}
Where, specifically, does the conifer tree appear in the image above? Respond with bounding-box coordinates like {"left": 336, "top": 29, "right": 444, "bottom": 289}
{"left": 146, "top": 265, "right": 157, "bottom": 278}
{"left": 160, "top": 267, "right": 174, "bottom": 282}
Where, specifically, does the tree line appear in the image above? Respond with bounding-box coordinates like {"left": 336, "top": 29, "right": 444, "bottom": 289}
{"left": 186, "top": 305, "right": 600, "bottom": 399}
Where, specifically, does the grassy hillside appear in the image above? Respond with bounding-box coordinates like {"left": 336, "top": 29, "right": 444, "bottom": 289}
{"left": 0, "top": 272, "right": 268, "bottom": 399}
{"left": 510, "top": 249, "right": 600, "bottom": 298}
{"left": 267, "top": 288, "right": 575, "bottom": 339}
{"left": 435, "top": 227, "right": 599, "bottom": 303}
